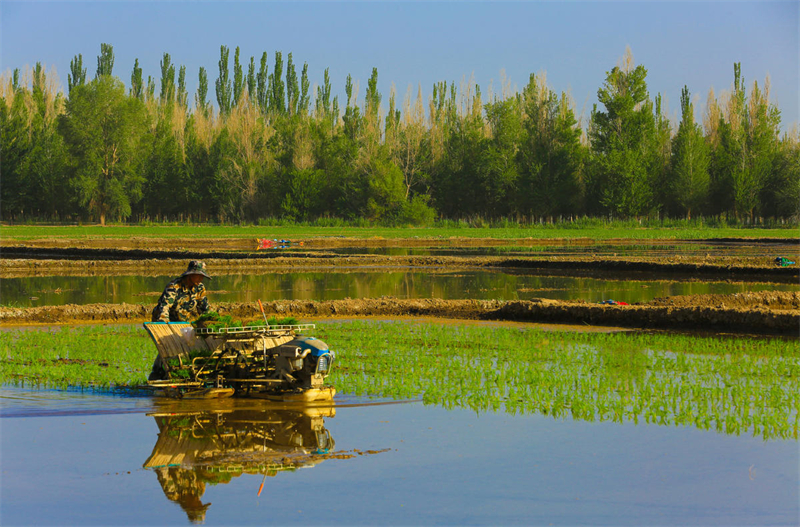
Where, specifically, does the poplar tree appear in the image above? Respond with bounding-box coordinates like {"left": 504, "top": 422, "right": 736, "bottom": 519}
{"left": 196, "top": 67, "right": 209, "bottom": 115}
{"left": 364, "top": 67, "right": 381, "bottom": 134}
{"left": 268, "top": 51, "right": 285, "bottom": 114}
{"left": 256, "top": 52, "right": 268, "bottom": 113}
{"left": 146, "top": 76, "right": 156, "bottom": 102}
{"left": 247, "top": 56, "right": 256, "bottom": 100}
{"left": 315, "top": 68, "right": 332, "bottom": 117}
{"left": 215, "top": 46, "right": 232, "bottom": 115}
{"left": 342, "top": 74, "right": 360, "bottom": 140}
{"left": 159, "top": 53, "right": 175, "bottom": 105}
{"left": 233, "top": 46, "right": 244, "bottom": 107}
{"left": 177, "top": 65, "right": 187, "bottom": 108}
{"left": 68, "top": 54, "right": 87, "bottom": 94}
{"left": 670, "top": 86, "right": 709, "bottom": 219}
{"left": 299, "top": 63, "right": 310, "bottom": 115}
{"left": 286, "top": 53, "right": 298, "bottom": 116}
{"left": 95, "top": 43, "right": 114, "bottom": 78}
{"left": 130, "top": 59, "right": 144, "bottom": 100}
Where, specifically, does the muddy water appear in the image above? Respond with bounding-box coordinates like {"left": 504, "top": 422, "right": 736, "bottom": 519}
{"left": 4, "top": 271, "right": 797, "bottom": 308}
{"left": 1, "top": 386, "right": 796, "bottom": 525}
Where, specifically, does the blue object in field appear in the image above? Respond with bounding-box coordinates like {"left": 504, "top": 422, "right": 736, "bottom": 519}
{"left": 775, "top": 257, "right": 796, "bottom": 267}
{"left": 293, "top": 336, "right": 332, "bottom": 358}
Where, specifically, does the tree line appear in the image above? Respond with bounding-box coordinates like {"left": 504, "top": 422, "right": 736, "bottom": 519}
{"left": 1, "top": 44, "right": 797, "bottom": 225}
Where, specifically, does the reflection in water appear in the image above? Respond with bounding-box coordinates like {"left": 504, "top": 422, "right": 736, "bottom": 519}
{"left": 3, "top": 270, "right": 797, "bottom": 307}
{"left": 143, "top": 404, "right": 340, "bottom": 523}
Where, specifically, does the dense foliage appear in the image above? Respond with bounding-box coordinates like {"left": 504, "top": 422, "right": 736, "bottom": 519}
{"left": 2, "top": 45, "right": 797, "bottom": 224}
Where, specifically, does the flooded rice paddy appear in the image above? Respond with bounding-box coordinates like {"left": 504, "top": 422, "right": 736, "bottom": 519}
{"left": 4, "top": 271, "right": 797, "bottom": 308}
{"left": 2, "top": 236, "right": 798, "bottom": 525}
{"left": 1, "top": 316, "right": 798, "bottom": 525}
{"left": 1, "top": 385, "right": 797, "bottom": 526}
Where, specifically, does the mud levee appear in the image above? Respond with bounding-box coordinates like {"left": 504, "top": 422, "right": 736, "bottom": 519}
{"left": 1, "top": 253, "right": 797, "bottom": 282}
{"left": 2, "top": 292, "right": 797, "bottom": 335}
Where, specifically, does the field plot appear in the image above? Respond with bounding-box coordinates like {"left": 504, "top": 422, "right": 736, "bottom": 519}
{"left": 1, "top": 227, "right": 798, "bottom": 525}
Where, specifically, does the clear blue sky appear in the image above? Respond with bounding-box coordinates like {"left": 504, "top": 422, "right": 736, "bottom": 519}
{"left": 1, "top": 1, "right": 797, "bottom": 130}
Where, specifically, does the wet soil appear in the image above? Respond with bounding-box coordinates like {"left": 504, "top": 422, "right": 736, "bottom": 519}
{"left": 1, "top": 291, "right": 797, "bottom": 335}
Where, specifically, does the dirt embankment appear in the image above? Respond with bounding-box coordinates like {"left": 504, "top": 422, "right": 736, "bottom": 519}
{"left": 2, "top": 291, "right": 797, "bottom": 335}
{"left": 2, "top": 253, "right": 798, "bottom": 282}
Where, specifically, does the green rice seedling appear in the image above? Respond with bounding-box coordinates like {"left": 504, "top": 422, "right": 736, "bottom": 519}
{"left": 321, "top": 320, "right": 799, "bottom": 440}
{"left": 2, "top": 320, "right": 798, "bottom": 440}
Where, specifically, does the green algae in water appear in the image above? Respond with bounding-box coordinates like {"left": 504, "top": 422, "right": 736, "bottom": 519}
{"left": 1, "top": 322, "right": 798, "bottom": 439}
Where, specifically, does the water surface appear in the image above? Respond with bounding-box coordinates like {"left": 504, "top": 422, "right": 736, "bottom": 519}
{"left": 1, "top": 386, "right": 796, "bottom": 525}
{"left": 4, "top": 271, "right": 796, "bottom": 307}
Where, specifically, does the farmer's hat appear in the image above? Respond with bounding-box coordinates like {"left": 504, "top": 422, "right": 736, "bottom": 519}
{"left": 180, "top": 260, "right": 212, "bottom": 280}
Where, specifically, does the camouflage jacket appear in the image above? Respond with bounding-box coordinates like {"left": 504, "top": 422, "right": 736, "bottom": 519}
{"left": 151, "top": 279, "right": 210, "bottom": 322}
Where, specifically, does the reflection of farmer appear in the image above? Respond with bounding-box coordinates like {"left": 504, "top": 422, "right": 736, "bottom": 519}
{"left": 149, "top": 261, "right": 212, "bottom": 381}
{"left": 152, "top": 261, "right": 212, "bottom": 322}
{"left": 155, "top": 467, "right": 211, "bottom": 524}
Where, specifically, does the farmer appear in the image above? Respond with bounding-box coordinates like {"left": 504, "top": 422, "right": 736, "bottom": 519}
{"left": 151, "top": 260, "right": 212, "bottom": 323}
{"left": 149, "top": 261, "right": 212, "bottom": 380}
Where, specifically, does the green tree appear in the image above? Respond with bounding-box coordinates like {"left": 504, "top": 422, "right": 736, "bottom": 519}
{"left": 299, "top": 62, "right": 310, "bottom": 115}
{"left": 216, "top": 45, "right": 232, "bottom": 116}
{"left": 1, "top": 86, "right": 34, "bottom": 217}
{"left": 268, "top": 51, "right": 285, "bottom": 115}
{"left": 58, "top": 76, "right": 148, "bottom": 225}
{"left": 95, "top": 43, "right": 114, "bottom": 78}
{"left": 588, "top": 48, "right": 656, "bottom": 217}
{"left": 177, "top": 65, "right": 187, "bottom": 109}
{"left": 481, "top": 95, "right": 522, "bottom": 217}
{"left": 143, "top": 117, "right": 185, "bottom": 218}
{"left": 68, "top": 54, "right": 86, "bottom": 94}
{"left": 315, "top": 69, "right": 333, "bottom": 118}
{"left": 233, "top": 46, "right": 244, "bottom": 107}
{"left": 257, "top": 52, "right": 268, "bottom": 113}
{"left": 159, "top": 53, "right": 175, "bottom": 106}
{"left": 766, "top": 132, "right": 800, "bottom": 218}
{"left": 130, "top": 59, "right": 144, "bottom": 100}
{"left": 669, "top": 86, "right": 709, "bottom": 219}
{"left": 286, "top": 53, "right": 299, "bottom": 116}
{"left": 713, "top": 64, "right": 781, "bottom": 220}
{"left": 25, "top": 64, "right": 71, "bottom": 218}
{"left": 649, "top": 93, "right": 673, "bottom": 215}
{"left": 196, "top": 67, "right": 209, "bottom": 116}
{"left": 247, "top": 56, "right": 256, "bottom": 100}
{"left": 518, "top": 73, "right": 584, "bottom": 218}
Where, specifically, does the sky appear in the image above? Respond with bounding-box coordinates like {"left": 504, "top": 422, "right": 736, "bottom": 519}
{"left": 1, "top": 1, "right": 797, "bottom": 131}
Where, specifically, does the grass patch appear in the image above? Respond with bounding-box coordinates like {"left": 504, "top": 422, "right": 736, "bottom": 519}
{"left": 1, "top": 321, "right": 797, "bottom": 439}
{"left": 1, "top": 221, "right": 797, "bottom": 241}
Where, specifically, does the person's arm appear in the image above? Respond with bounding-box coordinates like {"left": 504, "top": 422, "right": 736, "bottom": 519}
{"left": 196, "top": 283, "right": 210, "bottom": 315}
{"left": 153, "top": 285, "right": 178, "bottom": 322}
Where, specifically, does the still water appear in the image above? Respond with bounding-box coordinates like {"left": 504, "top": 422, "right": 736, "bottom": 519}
{"left": 4, "top": 271, "right": 796, "bottom": 307}
{"left": 1, "top": 386, "right": 796, "bottom": 525}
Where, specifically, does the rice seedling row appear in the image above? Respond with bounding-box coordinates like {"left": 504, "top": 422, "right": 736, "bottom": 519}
{"left": 1, "top": 321, "right": 797, "bottom": 439}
